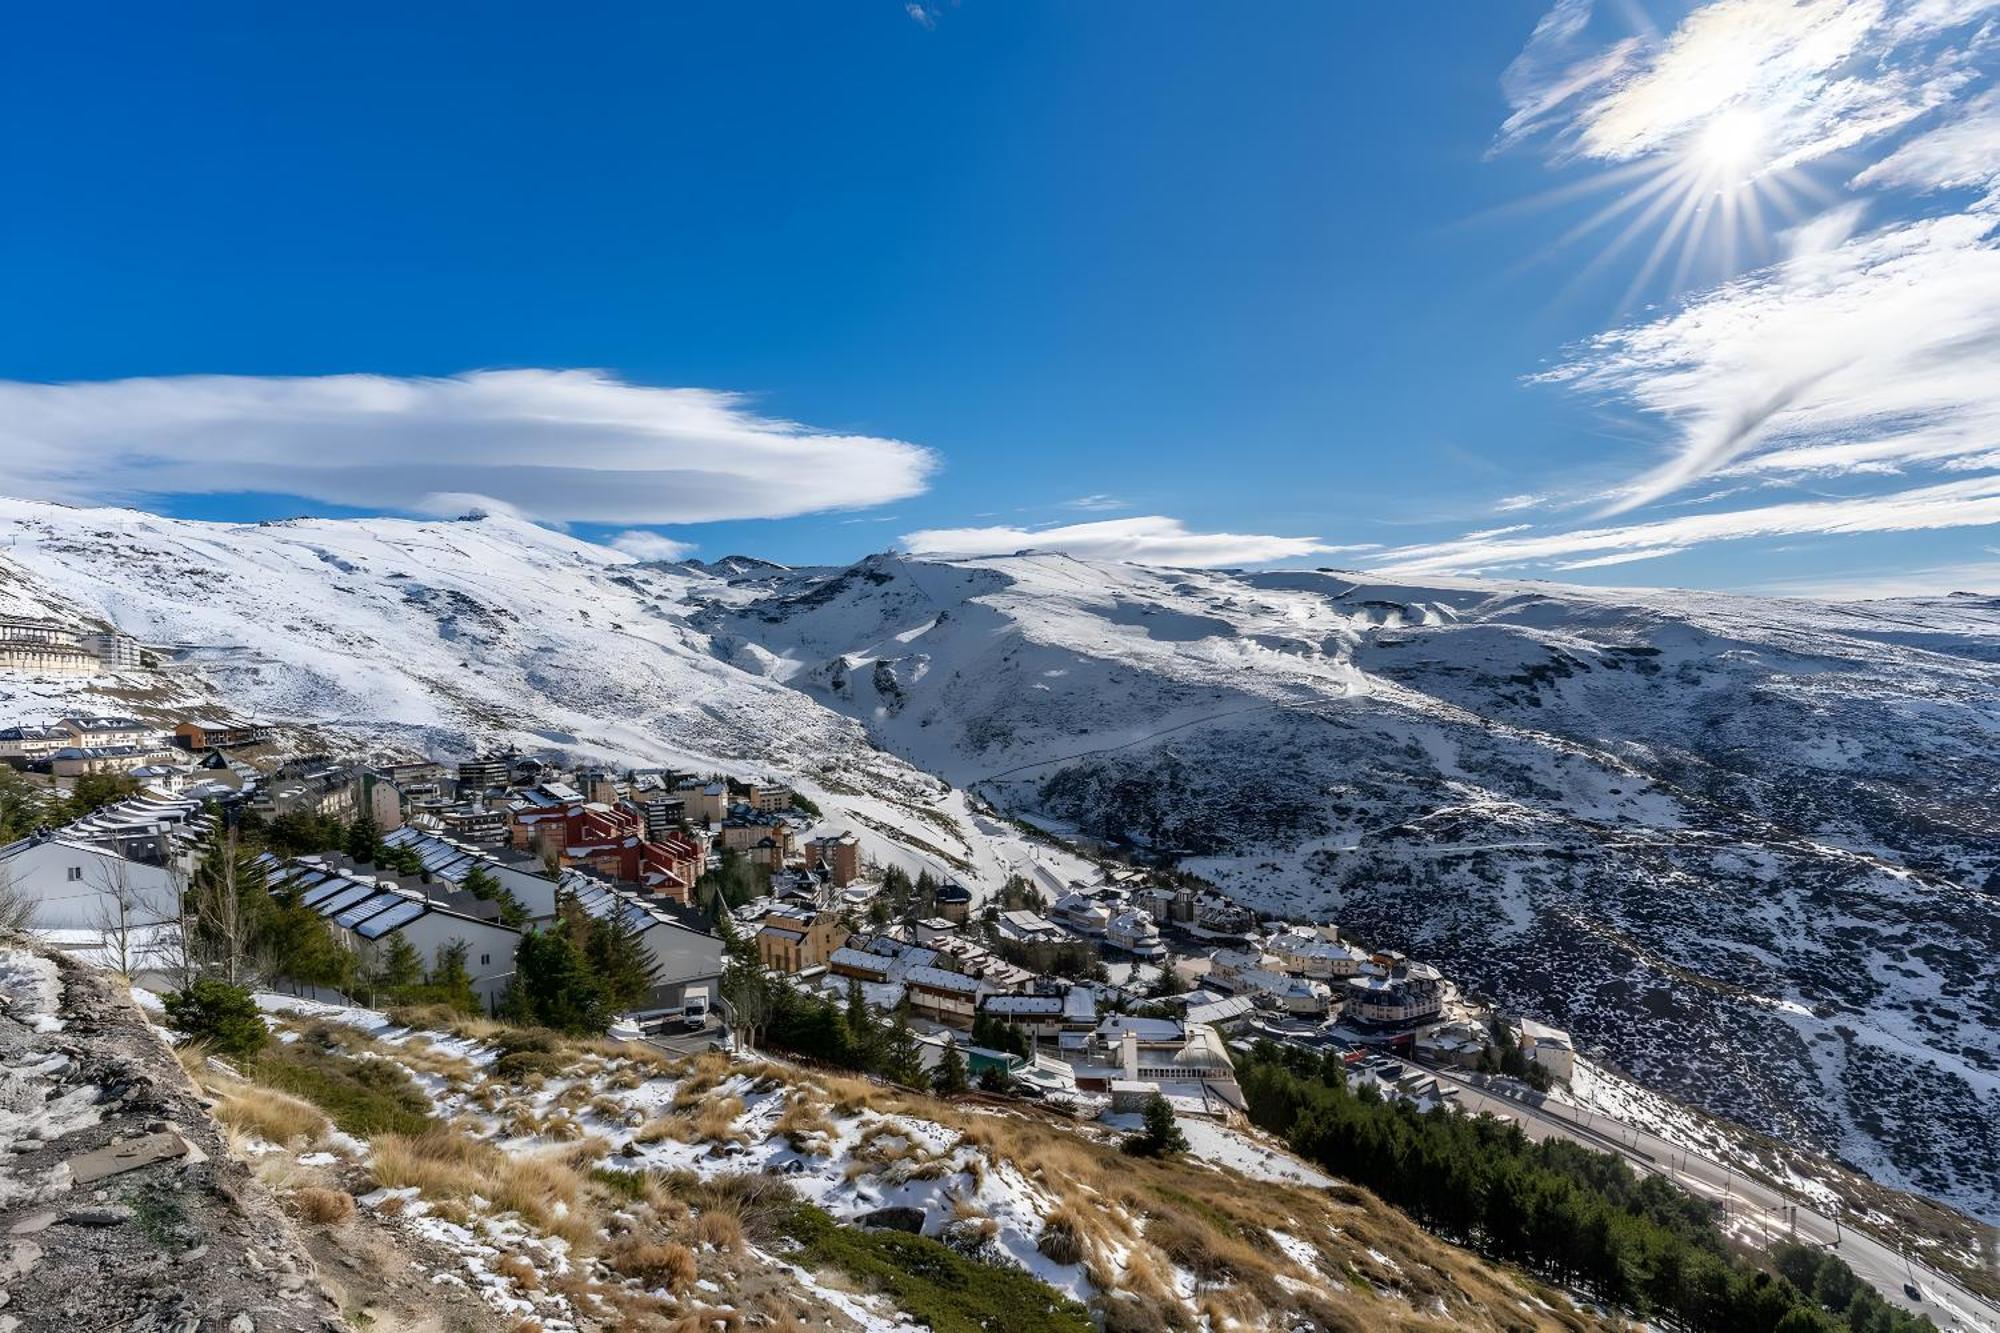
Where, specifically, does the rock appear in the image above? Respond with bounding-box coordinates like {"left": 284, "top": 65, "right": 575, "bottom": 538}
{"left": 5, "top": 1213, "right": 55, "bottom": 1237}
{"left": 61, "top": 1206, "right": 134, "bottom": 1227}
{"left": 855, "top": 1205, "right": 926, "bottom": 1234}
{"left": 226, "top": 1313, "right": 255, "bottom": 1333}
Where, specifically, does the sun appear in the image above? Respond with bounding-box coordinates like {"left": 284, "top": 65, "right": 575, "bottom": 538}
{"left": 1694, "top": 108, "right": 1769, "bottom": 183}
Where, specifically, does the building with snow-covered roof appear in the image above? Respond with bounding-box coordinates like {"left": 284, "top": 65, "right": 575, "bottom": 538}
{"left": 1267, "top": 930, "right": 1370, "bottom": 979}
{"left": 1104, "top": 908, "right": 1165, "bottom": 959}
{"left": 380, "top": 824, "right": 561, "bottom": 920}
{"left": 0, "top": 724, "right": 67, "bottom": 764}
{"left": 1344, "top": 962, "right": 1444, "bottom": 1028}
{"left": 1051, "top": 890, "right": 1110, "bottom": 937}
{"left": 1234, "top": 967, "right": 1335, "bottom": 1017}
{"left": 1516, "top": 1017, "right": 1575, "bottom": 1084}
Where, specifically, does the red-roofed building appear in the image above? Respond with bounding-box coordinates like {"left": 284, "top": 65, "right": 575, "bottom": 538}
{"left": 510, "top": 793, "right": 706, "bottom": 904}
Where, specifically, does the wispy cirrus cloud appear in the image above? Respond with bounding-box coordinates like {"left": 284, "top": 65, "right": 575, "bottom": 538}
{"left": 1499, "top": 0, "right": 1986, "bottom": 170}
{"left": 1441, "top": 0, "right": 2000, "bottom": 585}
{"left": 1060, "top": 493, "right": 1129, "bottom": 512}
{"left": 0, "top": 370, "right": 938, "bottom": 526}
{"left": 901, "top": 515, "right": 1378, "bottom": 568}
{"left": 1369, "top": 474, "right": 2000, "bottom": 577}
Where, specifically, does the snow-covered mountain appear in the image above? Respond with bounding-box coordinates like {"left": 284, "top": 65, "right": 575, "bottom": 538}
{"left": 0, "top": 497, "right": 1092, "bottom": 895}
{"left": 697, "top": 551, "right": 2000, "bottom": 1224}
{"left": 2, "top": 496, "right": 1995, "bottom": 1225}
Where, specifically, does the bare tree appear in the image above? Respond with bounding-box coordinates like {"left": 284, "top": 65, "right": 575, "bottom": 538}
{"left": 87, "top": 858, "right": 143, "bottom": 980}
{"left": 0, "top": 864, "right": 34, "bottom": 938}
{"left": 190, "top": 823, "right": 263, "bottom": 987}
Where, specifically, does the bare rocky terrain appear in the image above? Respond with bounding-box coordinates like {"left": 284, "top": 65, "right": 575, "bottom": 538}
{"left": 0, "top": 946, "right": 339, "bottom": 1333}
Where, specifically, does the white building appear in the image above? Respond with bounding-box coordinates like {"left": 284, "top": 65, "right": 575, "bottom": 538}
{"left": 1517, "top": 1017, "right": 1576, "bottom": 1084}
{"left": 1050, "top": 891, "right": 1110, "bottom": 938}
{"left": 1104, "top": 908, "right": 1166, "bottom": 960}
{"left": 1267, "top": 930, "right": 1370, "bottom": 979}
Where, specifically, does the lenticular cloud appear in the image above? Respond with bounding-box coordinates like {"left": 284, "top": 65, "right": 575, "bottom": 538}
{"left": 0, "top": 369, "right": 938, "bottom": 525}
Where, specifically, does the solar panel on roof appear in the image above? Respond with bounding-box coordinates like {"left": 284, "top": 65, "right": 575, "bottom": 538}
{"left": 355, "top": 898, "right": 427, "bottom": 938}
{"left": 314, "top": 883, "right": 378, "bottom": 917}
{"left": 336, "top": 891, "right": 410, "bottom": 929}
{"left": 298, "top": 876, "right": 353, "bottom": 906}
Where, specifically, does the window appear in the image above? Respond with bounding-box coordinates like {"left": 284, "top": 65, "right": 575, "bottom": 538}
{"left": 67, "top": 865, "right": 84, "bottom": 881}
{"left": 480, "top": 954, "right": 490, "bottom": 966}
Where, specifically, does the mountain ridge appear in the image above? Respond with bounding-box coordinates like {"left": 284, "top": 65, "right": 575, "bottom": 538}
{"left": 0, "top": 495, "right": 1994, "bottom": 1227}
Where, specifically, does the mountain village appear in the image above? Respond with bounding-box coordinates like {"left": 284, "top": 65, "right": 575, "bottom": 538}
{"left": 0, "top": 611, "right": 1575, "bottom": 1139}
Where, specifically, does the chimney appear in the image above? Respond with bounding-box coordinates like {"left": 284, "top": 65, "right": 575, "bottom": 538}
{"left": 1121, "top": 1028, "right": 1139, "bottom": 1082}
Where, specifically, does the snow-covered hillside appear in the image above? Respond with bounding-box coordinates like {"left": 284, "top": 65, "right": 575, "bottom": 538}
{"left": 0, "top": 497, "right": 1090, "bottom": 894}
{"left": 2, "top": 495, "right": 1994, "bottom": 1225}
{"left": 699, "top": 552, "right": 2000, "bottom": 1224}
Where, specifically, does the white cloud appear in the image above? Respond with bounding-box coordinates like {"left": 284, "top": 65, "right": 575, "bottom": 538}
{"left": 608, "top": 530, "right": 696, "bottom": 561}
{"left": 1060, "top": 494, "right": 1129, "bottom": 512}
{"left": 905, "top": 3, "right": 936, "bottom": 30}
{"left": 0, "top": 369, "right": 937, "bottom": 525}
{"left": 1547, "top": 201, "right": 2000, "bottom": 511}
{"left": 900, "top": 515, "right": 1375, "bottom": 568}
{"left": 1367, "top": 474, "right": 2000, "bottom": 576}
{"left": 1499, "top": 0, "right": 1986, "bottom": 170}
{"left": 1854, "top": 87, "right": 2000, "bottom": 190}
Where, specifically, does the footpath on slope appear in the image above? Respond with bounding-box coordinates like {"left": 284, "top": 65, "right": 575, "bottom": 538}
{"left": 0, "top": 946, "right": 341, "bottom": 1333}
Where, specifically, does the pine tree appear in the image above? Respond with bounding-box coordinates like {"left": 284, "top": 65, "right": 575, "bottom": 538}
{"left": 377, "top": 933, "right": 424, "bottom": 995}
{"left": 880, "top": 1008, "right": 926, "bottom": 1087}
{"left": 844, "top": 977, "right": 882, "bottom": 1072}
{"left": 345, "top": 812, "right": 382, "bottom": 864}
{"left": 585, "top": 906, "right": 660, "bottom": 1011}
{"left": 460, "top": 863, "right": 527, "bottom": 926}
{"left": 931, "top": 1036, "right": 969, "bottom": 1096}
{"left": 190, "top": 812, "right": 270, "bottom": 986}
{"left": 1123, "top": 1092, "right": 1189, "bottom": 1158}
{"left": 423, "top": 941, "right": 481, "bottom": 1013}
{"left": 502, "top": 926, "right": 610, "bottom": 1034}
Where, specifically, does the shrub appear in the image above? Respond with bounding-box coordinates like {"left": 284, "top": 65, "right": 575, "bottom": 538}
{"left": 783, "top": 1203, "right": 1092, "bottom": 1333}
{"left": 495, "top": 1049, "right": 571, "bottom": 1080}
{"left": 694, "top": 1210, "right": 744, "bottom": 1252}
{"left": 246, "top": 1044, "right": 432, "bottom": 1137}
{"left": 162, "top": 979, "right": 267, "bottom": 1059}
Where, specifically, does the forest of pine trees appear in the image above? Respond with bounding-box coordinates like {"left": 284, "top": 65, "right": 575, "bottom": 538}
{"left": 1234, "top": 1043, "right": 1934, "bottom": 1333}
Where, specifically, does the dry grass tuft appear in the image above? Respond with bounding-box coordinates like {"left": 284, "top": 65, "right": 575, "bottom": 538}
{"left": 290, "top": 1186, "right": 356, "bottom": 1225}
{"left": 605, "top": 1237, "right": 699, "bottom": 1291}
{"left": 1037, "top": 1207, "right": 1089, "bottom": 1267}
{"left": 369, "top": 1129, "right": 601, "bottom": 1248}
{"left": 210, "top": 1083, "right": 332, "bottom": 1148}
{"left": 496, "top": 1253, "right": 543, "bottom": 1292}
{"left": 694, "top": 1209, "right": 743, "bottom": 1253}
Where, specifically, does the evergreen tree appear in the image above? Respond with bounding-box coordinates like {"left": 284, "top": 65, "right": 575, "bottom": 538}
{"left": 880, "top": 1007, "right": 926, "bottom": 1087}
{"left": 1123, "top": 1092, "right": 1189, "bottom": 1158}
{"left": 502, "top": 926, "right": 611, "bottom": 1034}
{"left": 585, "top": 905, "right": 660, "bottom": 1011}
{"left": 162, "top": 978, "right": 268, "bottom": 1059}
{"left": 931, "top": 1036, "right": 969, "bottom": 1096}
{"left": 977, "top": 1063, "right": 1014, "bottom": 1094}
{"left": 423, "top": 941, "right": 481, "bottom": 1013}
{"left": 377, "top": 933, "right": 425, "bottom": 995}
{"left": 717, "top": 918, "right": 772, "bottom": 1048}
{"left": 460, "top": 863, "right": 528, "bottom": 926}
{"left": 345, "top": 812, "right": 382, "bottom": 864}
{"left": 844, "top": 977, "right": 882, "bottom": 1072}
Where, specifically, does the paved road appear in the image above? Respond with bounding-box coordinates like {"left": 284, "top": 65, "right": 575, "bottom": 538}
{"left": 1398, "top": 1058, "right": 1998, "bottom": 1332}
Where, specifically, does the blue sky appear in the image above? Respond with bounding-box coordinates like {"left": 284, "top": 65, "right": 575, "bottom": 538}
{"left": 2, "top": 1, "right": 1996, "bottom": 595}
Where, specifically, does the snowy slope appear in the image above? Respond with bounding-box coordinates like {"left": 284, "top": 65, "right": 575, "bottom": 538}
{"left": 0, "top": 497, "right": 1091, "bottom": 894}
{"left": 702, "top": 553, "right": 2000, "bottom": 1224}
{"left": 3, "top": 495, "right": 1994, "bottom": 1223}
